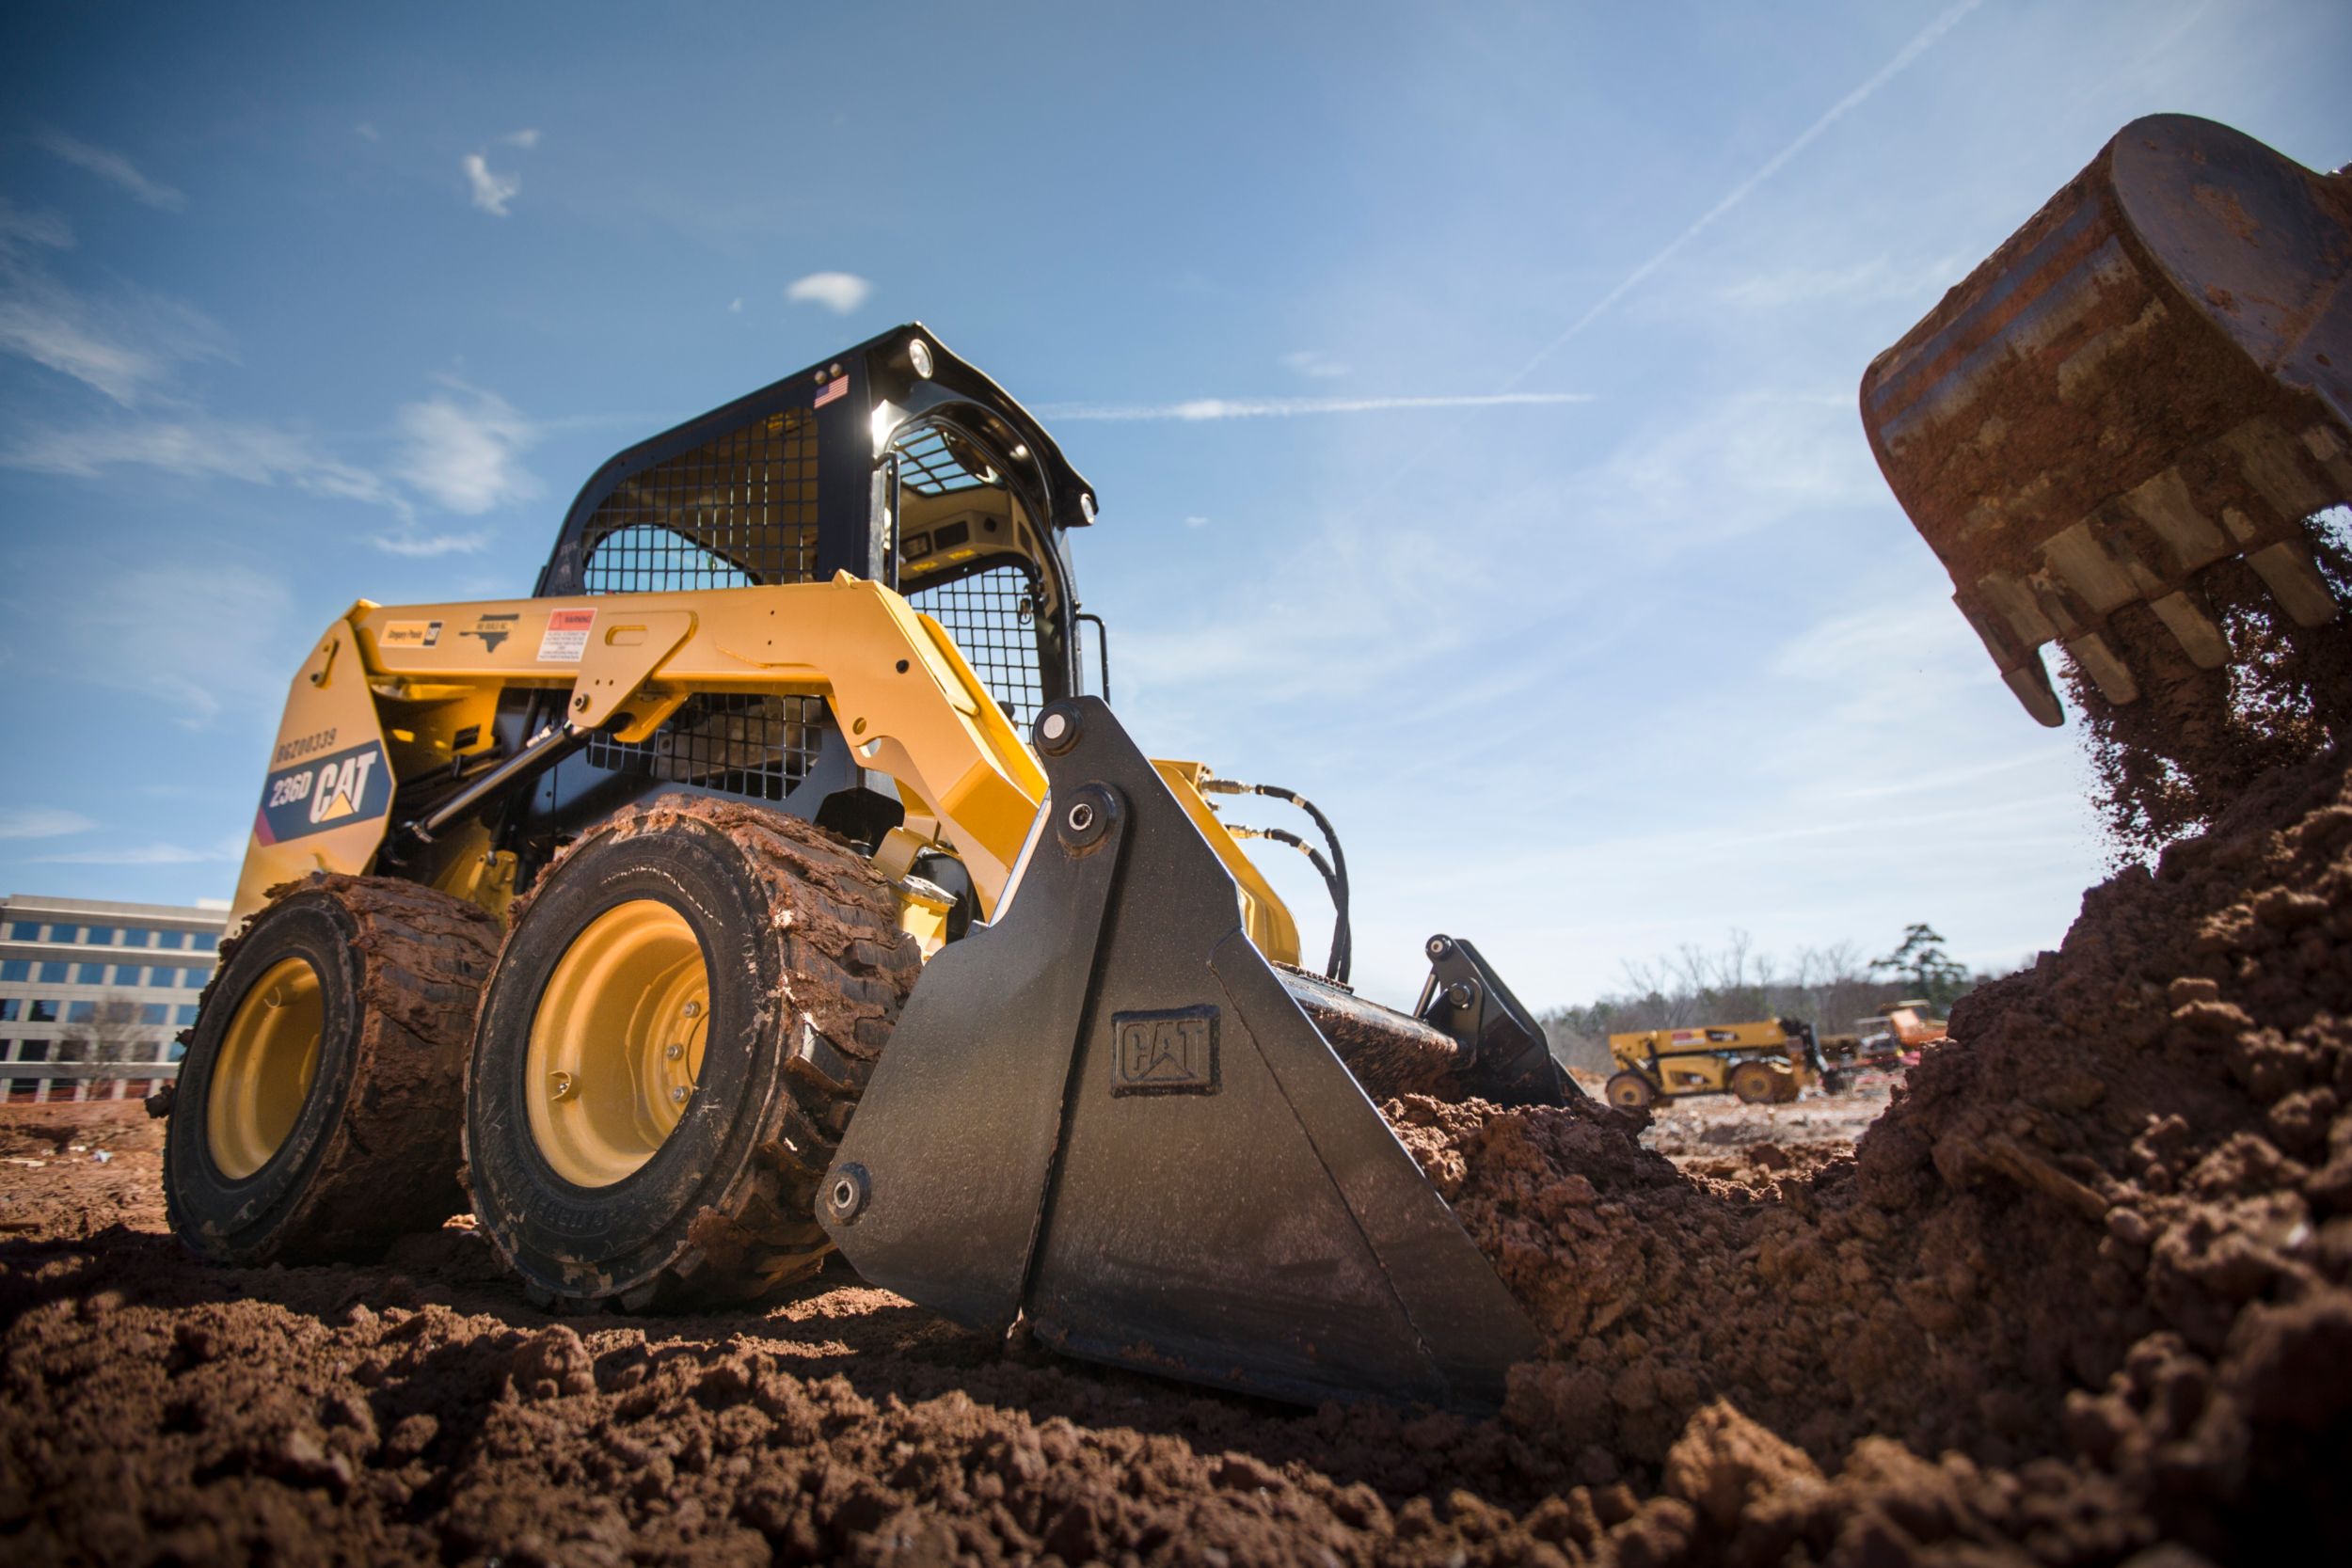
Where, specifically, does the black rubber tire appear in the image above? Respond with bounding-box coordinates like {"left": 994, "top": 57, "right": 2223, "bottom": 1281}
{"left": 463, "top": 799, "right": 919, "bottom": 1311}
{"left": 164, "top": 876, "right": 500, "bottom": 1264}
{"left": 1604, "top": 1070, "right": 1657, "bottom": 1110}
{"left": 1729, "top": 1061, "right": 1780, "bottom": 1105}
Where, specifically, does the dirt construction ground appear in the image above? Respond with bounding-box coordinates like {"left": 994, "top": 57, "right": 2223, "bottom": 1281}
{"left": 8, "top": 752, "right": 2352, "bottom": 1564}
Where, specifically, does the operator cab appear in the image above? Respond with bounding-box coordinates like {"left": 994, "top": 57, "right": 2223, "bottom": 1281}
{"left": 511, "top": 325, "right": 1101, "bottom": 870}
{"left": 535, "top": 324, "right": 1099, "bottom": 733}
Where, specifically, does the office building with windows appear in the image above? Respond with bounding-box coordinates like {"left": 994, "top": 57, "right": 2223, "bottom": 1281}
{"left": 0, "top": 894, "right": 230, "bottom": 1103}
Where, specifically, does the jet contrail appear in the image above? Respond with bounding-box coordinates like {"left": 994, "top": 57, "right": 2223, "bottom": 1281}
{"left": 1045, "top": 391, "right": 1595, "bottom": 421}
{"left": 1502, "top": 0, "right": 1986, "bottom": 390}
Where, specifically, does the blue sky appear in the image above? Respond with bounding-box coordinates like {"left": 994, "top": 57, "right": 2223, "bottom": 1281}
{"left": 2, "top": 1, "right": 2345, "bottom": 1008}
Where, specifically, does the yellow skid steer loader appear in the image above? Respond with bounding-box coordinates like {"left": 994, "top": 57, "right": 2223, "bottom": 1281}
{"left": 163, "top": 327, "right": 1569, "bottom": 1410}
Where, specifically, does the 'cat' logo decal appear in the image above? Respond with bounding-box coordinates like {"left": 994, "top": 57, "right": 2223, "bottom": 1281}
{"left": 254, "top": 741, "right": 391, "bottom": 846}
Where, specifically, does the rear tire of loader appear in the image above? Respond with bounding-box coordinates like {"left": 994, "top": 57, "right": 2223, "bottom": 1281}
{"left": 164, "top": 876, "right": 500, "bottom": 1264}
{"left": 1604, "top": 1071, "right": 1657, "bottom": 1110}
{"left": 462, "top": 800, "right": 919, "bottom": 1311}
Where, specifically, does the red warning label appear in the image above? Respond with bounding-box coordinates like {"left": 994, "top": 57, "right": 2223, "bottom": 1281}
{"left": 538, "top": 608, "right": 595, "bottom": 662}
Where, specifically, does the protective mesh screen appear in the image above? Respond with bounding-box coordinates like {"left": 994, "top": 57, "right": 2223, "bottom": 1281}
{"left": 583, "top": 694, "right": 825, "bottom": 803}
{"left": 911, "top": 565, "right": 1045, "bottom": 732}
{"left": 893, "top": 424, "right": 994, "bottom": 496}
{"left": 581, "top": 408, "right": 818, "bottom": 593}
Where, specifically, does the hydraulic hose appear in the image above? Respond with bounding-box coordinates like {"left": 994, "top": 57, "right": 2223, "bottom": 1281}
{"left": 1204, "top": 779, "right": 1352, "bottom": 984}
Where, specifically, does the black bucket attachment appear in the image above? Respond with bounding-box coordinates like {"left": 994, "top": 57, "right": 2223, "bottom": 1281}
{"left": 817, "top": 697, "right": 1544, "bottom": 1409}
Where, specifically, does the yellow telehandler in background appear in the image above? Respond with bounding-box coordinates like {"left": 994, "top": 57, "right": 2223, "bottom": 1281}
{"left": 1602, "top": 1019, "right": 1839, "bottom": 1109}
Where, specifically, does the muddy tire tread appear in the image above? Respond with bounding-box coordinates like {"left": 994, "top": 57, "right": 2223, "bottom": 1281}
{"left": 474, "top": 798, "right": 918, "bottom": 1307}
{"left": 169, "top": 874, "right": 500, "bottom": 1261}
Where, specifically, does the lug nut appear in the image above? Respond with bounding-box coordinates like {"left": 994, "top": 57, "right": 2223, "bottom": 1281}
{"left": 681, "top": 1000, "right": 701, "bottom": 1019}
{"left": 670, "top": 1085, "right": 689, "bottom": 1105}
{"left": 665, "top": 1042, "right": 685, "bottom": 1061}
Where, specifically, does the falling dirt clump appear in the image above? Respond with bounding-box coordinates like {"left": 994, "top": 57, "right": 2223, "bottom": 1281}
{"left": 2072, "top": 535, "right": 2352, "bottom": 859}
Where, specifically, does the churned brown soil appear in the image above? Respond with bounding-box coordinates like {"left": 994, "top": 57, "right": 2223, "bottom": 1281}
{"left": 7, "top": 748, "right": 2351, "bottom": 1563}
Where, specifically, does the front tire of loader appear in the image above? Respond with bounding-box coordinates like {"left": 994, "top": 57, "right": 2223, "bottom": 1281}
{"left": 463, "top": 800, "right": 918, "bottom": 1311}
{"left": 1729, "top": 1061, "right": 1781, "bottom": 1105}
{"left": 1604, "top": 1071, "right": 1657, "bottom": 1110}
{"left": 164, "top": 876, "right": 500, "bottom": 1264}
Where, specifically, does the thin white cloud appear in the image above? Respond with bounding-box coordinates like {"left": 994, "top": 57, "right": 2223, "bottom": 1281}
{"left": 0, "top": 260, "right": 231, "bottom": 404}
{"left": 1715, "top": 255, "right": 1965, "bottom": 310}
{"left": 1, "top": 414, "right": 398, "bottom": 509}
{"left": 501, "top": 128, "right": 542, "bottom": 150}
{"left": 1280, "top": 349, "right": 1350, "bottom": 379}
{"left": 728, "top": 296, "right": 744, "bottom": 313}
{"left": 56, "top": 563, "right": 294, "bottom": 728}
{"left": 35, "top": 129, "right": 187, "bottom": 212}
{"left": 355, "top": 122, "right": 381, "bottom": 142}
{"left": 1047, "top": 390, "right": 1593, "bottom": 422}
{"left": 0, "top": 198, "right": 73, "bottom": 251}
{"left": 32, "top": 842, "right": 232, "bottom": 865}
{"left": 394, "top": 380, "right": 538, "bottom": 514}
{"left": 464, "top": 153, "right": 520, "bottom": 216}
{"left": 0, "top": 806, "right": 95, "bottom": 840}
{"left": 1503, "top": 0, "right": 1983, "bottom": 388}
{"left": 1581, "top": 391, "right": 1880, "bottom": 549}
{"left": 1184, "top": 515, "right": 1209, "bottom": 529}
{"left": 785, "top": 271, "right": 872, "bottom": 314}
{"left": 373, "top": 529, "right": 489, "bottom": 558}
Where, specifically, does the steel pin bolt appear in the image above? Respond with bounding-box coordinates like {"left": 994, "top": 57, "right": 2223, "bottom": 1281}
{"left": 665, "top": 1042, "right": 685, "bottom": 1061}
{"left": 670, "top": 1085, "right": 689, "bottom": 1104}
{"left": 681, "top": 1000, "right": 702, "bottom": 1019}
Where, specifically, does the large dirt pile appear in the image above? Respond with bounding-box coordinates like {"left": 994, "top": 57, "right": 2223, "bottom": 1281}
{"left": 1397, "top": 742, "right": 2352, "bottom": 1558}
{"left": 6, "top": 747, "right": 2351, "bottom": 1563}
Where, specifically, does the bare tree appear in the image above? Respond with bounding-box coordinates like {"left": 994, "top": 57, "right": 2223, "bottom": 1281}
{"left": 56, "top": 992, "right": 154, "bottom": 1068}
{"left": 1538, "top": 927, "right": 2004, "bottom": 1074}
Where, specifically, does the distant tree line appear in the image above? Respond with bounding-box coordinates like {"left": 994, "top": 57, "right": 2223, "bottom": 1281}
{"left": 1537, "top": 924, "right": 2003, "bottom": 1076}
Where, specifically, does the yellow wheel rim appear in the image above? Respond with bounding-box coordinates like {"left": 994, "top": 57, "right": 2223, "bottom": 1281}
{"left": 207, "top": 957, "right": 325, "bottom": 1180}
{"left": 1608, "top": 1077, "right": 1650, "bottom": 1108}
{"left": 525, "top": 899, "right": 710, "bottom": 1188}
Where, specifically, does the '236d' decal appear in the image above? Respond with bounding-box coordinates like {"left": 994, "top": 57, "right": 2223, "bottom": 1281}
{"left": 254, "top": 740, "right": 391, "bottom": 846}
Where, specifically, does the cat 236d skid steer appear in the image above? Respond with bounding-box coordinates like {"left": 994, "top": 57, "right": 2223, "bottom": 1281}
{"left": 161, "top": 326, "right": 1570, "bottom": 1411}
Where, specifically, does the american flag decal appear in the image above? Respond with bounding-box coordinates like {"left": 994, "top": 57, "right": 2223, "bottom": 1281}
{"left": 814, "top": 376, "right": 848, "bottom": 408}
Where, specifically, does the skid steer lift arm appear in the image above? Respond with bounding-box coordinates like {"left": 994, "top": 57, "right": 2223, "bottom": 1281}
{"left": 818, "top": 697, "right": 1543, "bottom": 1409}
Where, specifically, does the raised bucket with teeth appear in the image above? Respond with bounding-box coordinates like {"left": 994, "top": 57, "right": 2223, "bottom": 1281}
{"left": 1862, "top": 113, "right": 2351, "bottom": 725}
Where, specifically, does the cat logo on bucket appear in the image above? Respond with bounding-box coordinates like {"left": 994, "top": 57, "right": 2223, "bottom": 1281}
{"left": 253, "top": 740, "right": 392, "bottom": 846}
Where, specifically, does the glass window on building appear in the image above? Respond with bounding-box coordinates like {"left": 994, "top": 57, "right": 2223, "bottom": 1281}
{"left": 20, "top": 1040, "right": 50, "bottom": 1062}
{"left": 193, "top": 932, "right": 219, "bottom": 952}
{"left": 174, "top": 1005, "right": 199, "bottom": 1026}
{"left": 75, "top": 963, "right": 105, "bottom": 984}
{"left": 36, "top": 962, "right": 69, "bottom": 984}
{"left": 82, "top": 927, "right": 117, "bottom": 945}
{"left": 167, "top": 1038, "right": 187, "bottom": 1064}
{"left": 183, "top": 968, "right": 208, "bottom": 989}
{"left": 0, "top": 959, "right": 27, "bottom": 982}
{"left": 144, "top": 966, "right": 172, "bottom": 988}
{"left": 141, "top": 1003, "right": 167, "bottom": 1025}
{"left": 0, "top": 999, "right": 15, "bottom": 1022}
{"left": 65, "top": 1001, "right": 94, "bottom": 1024}
{"left": 28, "top": 1001, "right": 58, "bottom": 1023}
{"left": 108, "top": 964, "right": 137, "bottom": 985}
{"left": 6, "top": 922, "right": 40, "bottom": 942}
{"left": 120, "top": 927, "right": 152, "bottom": 948}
